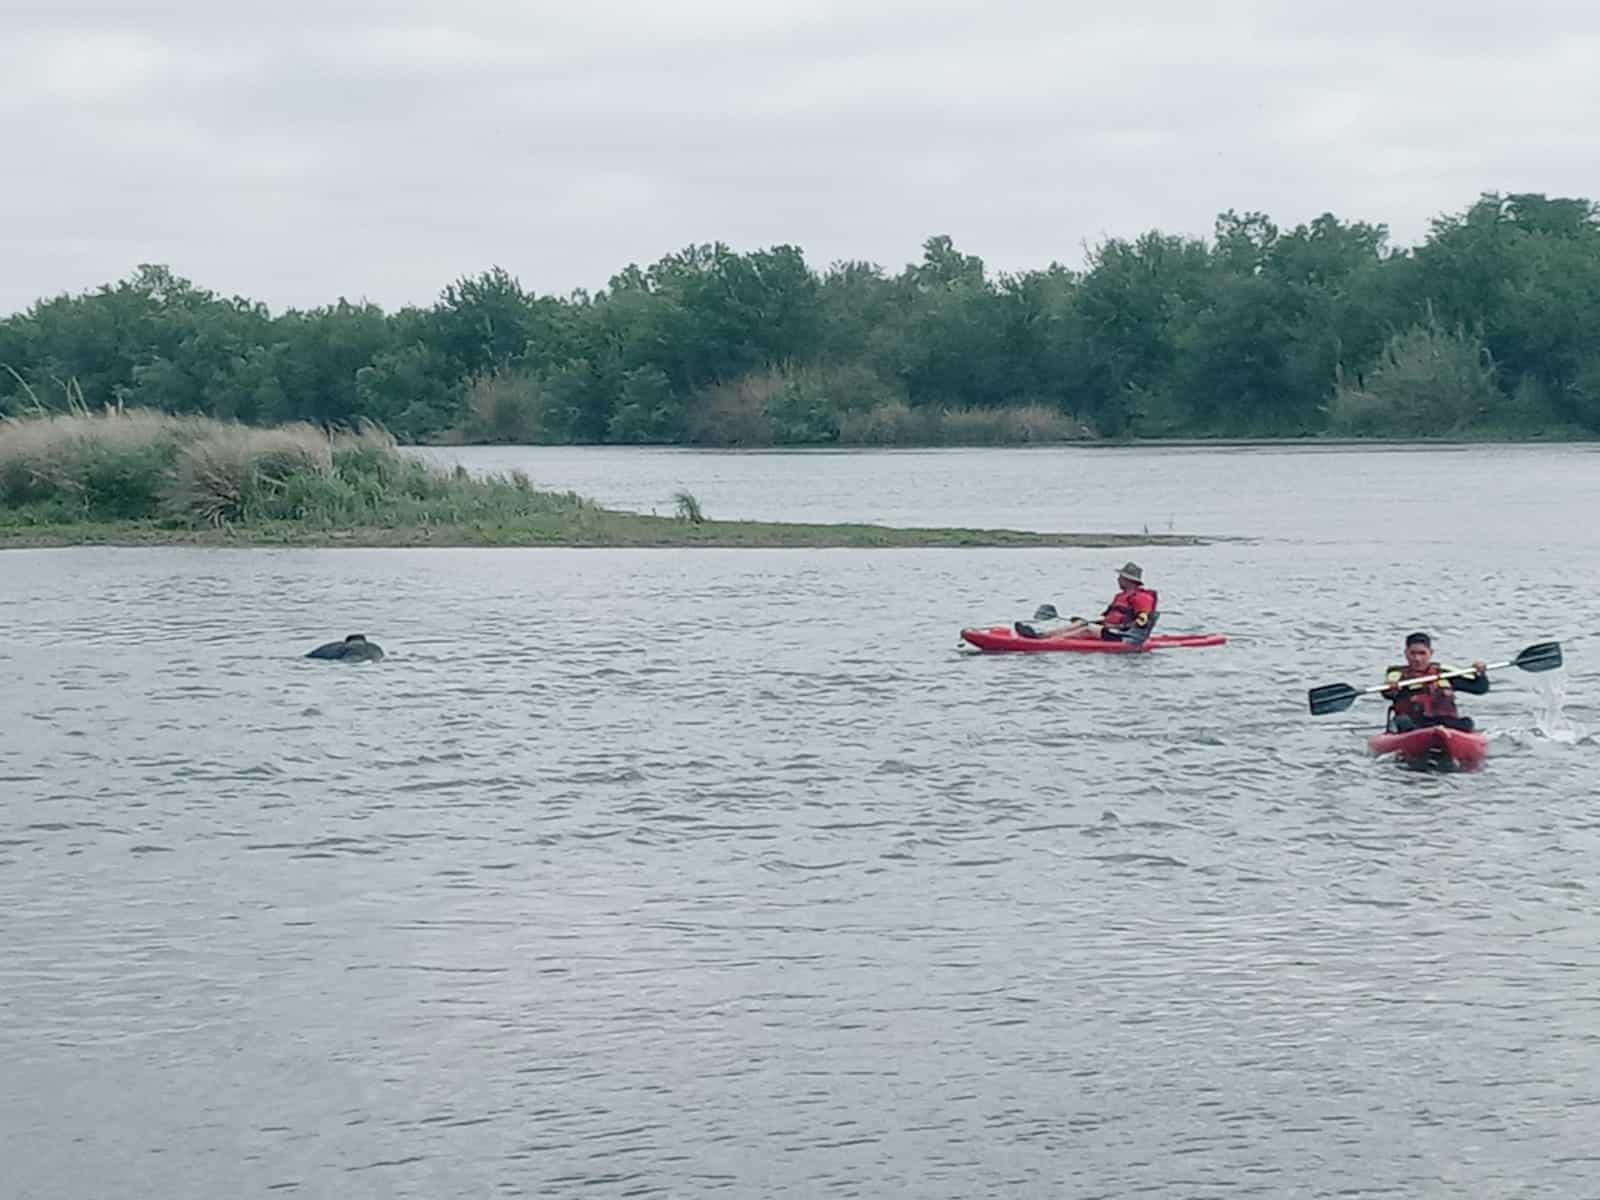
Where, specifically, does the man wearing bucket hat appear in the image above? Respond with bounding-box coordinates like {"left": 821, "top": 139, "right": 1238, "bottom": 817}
{"left": 1016, "top": 561, "right": 1159, "bottom": 642}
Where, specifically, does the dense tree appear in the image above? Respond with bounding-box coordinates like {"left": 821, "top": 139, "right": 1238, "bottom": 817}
{"left": 4, "top": 193, "right": 1598, "bottom": 440}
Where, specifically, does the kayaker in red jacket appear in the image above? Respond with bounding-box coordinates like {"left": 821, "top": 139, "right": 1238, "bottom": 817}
{"left": 1017, "top": 562, "right": 1158, "bottom": 642}
{"left": 1383, "top": 631, "right": 1489, "bottom": 732}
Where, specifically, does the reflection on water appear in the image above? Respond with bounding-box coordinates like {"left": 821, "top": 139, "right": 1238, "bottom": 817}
{"left": 3, "top": 446, "right": 1598, "bottom": 1198}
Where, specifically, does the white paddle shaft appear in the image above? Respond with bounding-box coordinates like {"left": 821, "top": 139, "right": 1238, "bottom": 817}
{"left": 1361, "top": 659, "right": 1502, "bottom": 697}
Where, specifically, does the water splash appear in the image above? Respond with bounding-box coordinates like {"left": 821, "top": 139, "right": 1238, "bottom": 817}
{"left": 1525, "top": 673, "right": 1592, "bottom": 745}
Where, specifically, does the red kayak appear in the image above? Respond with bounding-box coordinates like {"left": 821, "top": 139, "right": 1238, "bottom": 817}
{"left": 959, "top": 626, "right": 1227, "bottom": 654}
{"left": 1367, "top": 726, "right": 1489, "bottom": 772}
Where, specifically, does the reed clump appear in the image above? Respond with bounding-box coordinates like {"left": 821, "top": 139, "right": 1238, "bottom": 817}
{"left": 672, "top": 489, "right": 705, "bottom": 523}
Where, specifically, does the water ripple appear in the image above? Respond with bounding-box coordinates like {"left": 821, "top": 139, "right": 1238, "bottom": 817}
{"left": 2, "top": 529, "right": 1598, "bottom": 1199}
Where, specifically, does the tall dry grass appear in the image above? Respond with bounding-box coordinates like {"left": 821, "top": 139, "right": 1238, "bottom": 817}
{"left": 681, "top": 366, "right": 1086, "bottom": 446}
{"left": 683, "top": 371, "right": 781, "bottom": 446}
{"left": 936, "top": 403, "right": 1084, "bottom": 445}
{"left": 0, "top": 409, "right": 204, "bottom": 519}
{"left": 838, "top": 402, "right": 1083, "bottom": 445}
{"left": 462, "top": 369, "right": 551, "bottom": 444}
{"left": 0, "top": 409, "right": 597, "bottom": 528}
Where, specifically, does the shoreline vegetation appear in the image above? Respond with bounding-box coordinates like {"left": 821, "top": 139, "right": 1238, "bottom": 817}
{"left": 4, "top": 192, "right": 1600, "bottom": 446}
{"left": 0, "top": 411, "right": 1215, "bottom": 550}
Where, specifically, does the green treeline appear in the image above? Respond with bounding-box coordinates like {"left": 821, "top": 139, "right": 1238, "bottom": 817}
{"left": 3, "top": 192, "right": 1598, "bottom": 443}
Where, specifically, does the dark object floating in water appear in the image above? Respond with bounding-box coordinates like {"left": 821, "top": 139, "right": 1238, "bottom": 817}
{"left": 306, "top": 634, "right": 384, "bottom": 662}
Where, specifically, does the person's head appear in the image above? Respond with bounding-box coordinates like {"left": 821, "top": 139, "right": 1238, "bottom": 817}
{"left": 1404, "top": 631, "right": 1433, "bottom": 670}
{"left": 345, "top": 634, "right": 367, "bottom": 643}
{"left": 1117, "top": 561, "right": 1144, "bottom": 590}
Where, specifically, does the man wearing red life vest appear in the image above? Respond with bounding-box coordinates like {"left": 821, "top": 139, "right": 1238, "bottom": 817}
{"left": 1383, "top": 631, "right": 1489, "bottom": 732}
{"left": 1018, "top": 561, "right": 1158, "bottom": 642}
{"left": 1094, "top": 562, "right": 1159, "bottom": 642}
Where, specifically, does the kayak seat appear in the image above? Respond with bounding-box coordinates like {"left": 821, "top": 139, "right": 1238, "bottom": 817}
{"left": 1108, "top": 610, "right": 1159, "bottom": 645}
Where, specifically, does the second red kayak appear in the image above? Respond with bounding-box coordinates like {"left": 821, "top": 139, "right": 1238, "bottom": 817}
{"left": 1367, "top": 726, "right": 1489, "bottom": 772}
{"left": 959, "top": 626, "right": 1228, "bottom": 653}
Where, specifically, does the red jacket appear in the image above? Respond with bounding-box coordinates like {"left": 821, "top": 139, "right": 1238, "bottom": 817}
{"left": 1103, "top": 586, "right": 1157, "bottom": 633}
{"left": 1384, "top": 662, "right": 1488, "bottom": 723}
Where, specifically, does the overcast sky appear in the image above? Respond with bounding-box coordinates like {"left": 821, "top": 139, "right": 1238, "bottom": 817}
{"left": 4, "top": 0, "right": 1597, "bottom": 314}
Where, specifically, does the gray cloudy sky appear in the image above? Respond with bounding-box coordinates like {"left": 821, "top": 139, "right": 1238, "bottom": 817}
{"left": 4, "top": 0, "right": 1597, "bottom": 314}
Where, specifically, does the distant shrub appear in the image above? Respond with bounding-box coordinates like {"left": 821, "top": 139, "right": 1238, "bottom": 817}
{"left": 684, "top": 371, "right": 780, "bottom": 446}
{"left": 836, "top": 401, "right": 1083, "bottom": 445}
{"left": 764, "top": 363, "right": 907, "bottom": 444}
{"left": 837, "top": 401, "right": 938, "bottom": 445}
{"left": 605, "top": 367, "right": 682, "bottom": 444}
{"left": 462, "top": 368, "right": 552, "bottom": 443}
{"left": 1566, "top": 355, "right": 1600, "bottom": 431}
{"left": 1329, "top": 317, "right": 1499, "bottom": 436}
{"left": 937, "top": 403, "right": 1083, "bottom": 445}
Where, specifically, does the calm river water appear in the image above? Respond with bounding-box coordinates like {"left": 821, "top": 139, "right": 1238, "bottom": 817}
{"left": 2, "top": 444, "right": 1597, "bottom": 1198}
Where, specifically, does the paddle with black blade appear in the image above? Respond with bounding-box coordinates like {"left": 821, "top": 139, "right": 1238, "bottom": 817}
{"left": 1306, "top": 641, "right": 1564, "bottom": 716}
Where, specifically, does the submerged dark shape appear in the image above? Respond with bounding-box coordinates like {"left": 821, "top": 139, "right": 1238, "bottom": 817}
{"left": 306, "top": 634, "right": 384, "bottom": 662}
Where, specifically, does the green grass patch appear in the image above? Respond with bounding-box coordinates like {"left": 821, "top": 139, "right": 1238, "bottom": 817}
{"left": 0, "top": 409, "right": 1215, "bottom": 549}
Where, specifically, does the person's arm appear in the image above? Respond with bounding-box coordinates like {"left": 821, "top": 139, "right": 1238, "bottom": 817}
{"left": 1380, "top": 667, "right": 1404, "bottom": 699}
{"left": 1453, "top": 661, "right": 1490, "bottom": 695}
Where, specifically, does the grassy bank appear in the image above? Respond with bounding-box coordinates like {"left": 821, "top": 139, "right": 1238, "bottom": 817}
{"left": 0, "top": 411, "right": 1210, "bottom": 549}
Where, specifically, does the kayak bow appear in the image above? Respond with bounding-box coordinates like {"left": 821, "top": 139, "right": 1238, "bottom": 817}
{"left": 1367, "top": 726, "right": 1489, "bottom": 772}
